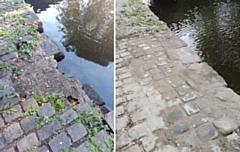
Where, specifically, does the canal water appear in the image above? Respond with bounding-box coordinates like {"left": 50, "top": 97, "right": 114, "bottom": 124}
{"left": 150, "top": 0, "right": 240, "bottom": 95}
{"left": 25, "top": 0, "right": 114, "bottom": 109}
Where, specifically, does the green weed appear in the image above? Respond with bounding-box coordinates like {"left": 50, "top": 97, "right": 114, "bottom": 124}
{"left": 21, "top": 106, "right": 38, "bottom": 118}
{"left": 0, "top": 61, "right": 15, "bottom": 71}
{"left": 0, "top": 103, "right": 16, "bottom": 117}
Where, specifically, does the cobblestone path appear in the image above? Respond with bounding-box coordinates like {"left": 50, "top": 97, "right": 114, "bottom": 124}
{"left": 116, "top": 1, "right": 240, "bottom": 152}
{"left": 0, "top": 2, "right": 113, "bottom": 152}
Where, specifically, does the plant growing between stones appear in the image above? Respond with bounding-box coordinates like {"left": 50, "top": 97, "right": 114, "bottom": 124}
{"left": 86, "top": 134, "right": 114, "bottom": 152}
{"left": 61, "top": 147, "right": 76, "bottom": 152}
{"left": 21, "top": 106, "right": 38, "bottom": 118}
{"left": 0, "top": 103, "right": 16, "bottom": 117}
{"left": 32, "top": 92, "right": 65, "bottom": 112}
{"left": 0, "top": 61, "right": 15, "bottom": 71}
{"left": 4, "top": 90, "right": 18, "bottom": 98}
{"left": 36, "top": 115, "right": 63, "bottom": 129}
{"left": 24, "top": 146, "right": 38, "bottom": 152}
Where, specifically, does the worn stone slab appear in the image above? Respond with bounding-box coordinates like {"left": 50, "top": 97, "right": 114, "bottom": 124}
{"left": 165, "top": 123, "right": 189, "bottom": 140}
{"left": 142, "top": 134, "right": 158, "bottom": 152}
{"left": 0, "top": 52, "right": 17, "bottom": 62}
{"left": 82, "top": 84, "right": 105, "bottom": 106}
{"left": 66, "top": 123, "right": 87, "bottom": 142}
{"left": 96, "top": 130, "right": 109, "bottom": 144}
{"left": 5, "top": 148, "right": 15, "bottom": 152}
{"left": 76, "top": 142, "right": 90, "bottom": 152}
{"left": 48, "top": 132, "right": 72, "bottom": 152}
{"left": 37, "top": 120, "right": 62, "bottom": 140}
{"left": 0, "top": 76, "right": 10, "bottom": 86}
{"left": 21, "top": 98, "right": 38, "bottom": 111}
{"left": 0, "top": 96, "right": 20, "bottom": 106}
{"left": 37, "top": 103, "right": 55, "bottom": 117}
{"left": 213, "top": 116, "right": 238, "bottom": 135}
{"left": 182, "top": 92, "right": 197, "bottom": 102}
{"left": 0, "top": 133, "right": 5, "bottom": 150}
{"left": 0, "top": 70, "right": 8, "bottom": 79}
{"left": 196, "top": 123, "right": 218, "bottom": 140}
{"left": 3, "top": 123, "right": 23, "bottom": 144}
{"left": 124, "top": 145, "right": 144, "bottom": 152}
{"left": 183, "top": 103, "right": 200, "bottom": 116}
{"left": 105, "top": 111, "right": 114, "bottom": 131}
{"left": 17, "top": 133, "right": 38, "bottom": 152}
{"left": 0, "top": 85, "right": 14, "bottom": 99}
{"left": 38, "top": 145, "right": 49, "bottom": 152}
{"left": 20, "top": 116, "right": 36, "bottom": 133}
{"left": 128, "top": 122, "right": 152, "bottom": 139}
{"left": 0, "top": 117, "right": 4, "bottom": 128}
{"left": 60, "top": 109, "right": 78, "bottom": 125}
{"left": 116, "top": 115, "right": 128, "bottom": 131}
{"left": 146, "top": 116, "right": 166, "bottom": 132}
{"left": 4, "top": 104, "right": 22, "bottom": 123}
{"left": 166, "top": 108, "right": 183, "bottom": 123}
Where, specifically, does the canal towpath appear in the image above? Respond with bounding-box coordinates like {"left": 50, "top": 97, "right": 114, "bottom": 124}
{"left": 116, "top": 0, "right": 240, "bottom": 151}
{"left": 0, "top": 1, "right": 113, "bottom": 152}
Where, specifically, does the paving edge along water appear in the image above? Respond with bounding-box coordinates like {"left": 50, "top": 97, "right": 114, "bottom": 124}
{"left": 116, "top": 0, "right": 240, "bottom": 151}
{"left": 0, "top": 1, "right": 113, "bottom": 152}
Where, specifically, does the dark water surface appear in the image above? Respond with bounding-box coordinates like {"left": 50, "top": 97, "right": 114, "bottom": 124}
{"left": 151, "top": 0, "right": 240, "bottom": 94}
{"left": 26, "top": 0, "right": 114, "bottom": 109}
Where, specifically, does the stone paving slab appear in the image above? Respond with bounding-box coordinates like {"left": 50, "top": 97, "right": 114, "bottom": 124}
{"left": 116, "top": 0, "right": 240, "bottom": 151}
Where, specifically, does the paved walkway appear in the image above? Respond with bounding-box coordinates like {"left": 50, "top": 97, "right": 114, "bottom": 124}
{"left": 116, "top": 0, "right": 240, "bottom": 152}
{"left": 0, "top": 2, "right": 113, "bottom": 152}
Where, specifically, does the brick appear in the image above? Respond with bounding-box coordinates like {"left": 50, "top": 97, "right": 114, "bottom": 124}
{"left": 3, "top": 123, "right": 23, "bottom": 144}
{"left": 37, "top": 120, "right": 62, "bottom": 140}
{"left": 60, "top": 109, "right": 77, "bottom": 125}
{"left": 49, "top": 132, "right": 72, "bottom": 152}
{"left": 21, "top": 98, "right": 38, "bottom": 111}
{"left": 66, "top": 123, "right": 87, "bottom": 142}
{"left": 20, "top": 116, "right": 36, "bottom": 133}
{"left": 4, "top": 104, "right": 22, "bottom": 123}
{"left": 17, "top": 133, "right": 38, "bottom": 152}
{"left": 37, "top": 103, "right": 55, "bottom": 117}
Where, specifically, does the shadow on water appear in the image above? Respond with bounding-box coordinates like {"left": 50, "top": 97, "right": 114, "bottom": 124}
{"left": 150, "top": 0, "right": 240, "bottom": 95}
{"left": 25, "top": 0, "right": 114, "bottom": 109}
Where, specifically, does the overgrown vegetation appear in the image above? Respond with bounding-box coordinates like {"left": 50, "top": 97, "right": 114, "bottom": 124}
{"left": 0, "top": 103, "right": 16, "bottom": 117}
{"left": 21, "top": 106, "right": 38, "bottom": 118}
{"left": 0, "top": 5, "right": 39, "bottom": 60}
{"left": 0, "top": 1, "right": 29, "bottom": 12}
{"left": 120, "top": 0, "right": 167, "bottom": 33}
{"left": 61, "top": 147, "right": 76, "bottom": 152}
{"left": 36, "top": 115, "right": 63, "bottom": 129}
{"left": 32, "top": 92, "right": 65, "bottom": 112}
{"left": 4, "top": 90, "right": 19, "bottom": 98}
{"left": 24, "top": 146, "right": 38, "bottom": 152}
{"left": 73, "top": 108, "right": 114, "bottom": 152}
{"left": 0, "top": 61, "right": 15, "bottom": 71}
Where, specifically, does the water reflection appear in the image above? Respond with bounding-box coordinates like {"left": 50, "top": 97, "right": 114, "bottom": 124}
{"left": 151, "top": 0, "right": 240, "bottom": 94}
{"left": 25, "top": 0, "right": 62, "bottom": 12}
{"left": 25, "top": 0, "right": 114, "bottom": 109}
{"left": 57, "top": 0, "right": 114, "bottom": 66}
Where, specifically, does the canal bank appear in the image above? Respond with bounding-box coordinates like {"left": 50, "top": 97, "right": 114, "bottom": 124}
{"left": 0, "top": 1, "right": 113, "bottom": 151}
{"left": 116, "top": 0, "right": 240, "bottom": 151}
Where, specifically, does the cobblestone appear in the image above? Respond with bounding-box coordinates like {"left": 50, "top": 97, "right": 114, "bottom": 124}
{"left": 60, "top": 109, "right": 77, "bottom": 125}
{"left": 17, "top": 133, "right": 38, "bottom": 152}
{"left": 66, "top": 123, "right": 87, "bottom": 142}
{"left": 4, "top": 104, "right": 22, "bottom": 123}
{"left": 20, "top": 116, "right": 36, "bottom": 133}
{"left": 21, "top": 98, "right": 38, "bottom": 111}
{"left": 37, "top": 120, "right": 62, "bottom": 140}
{"left": 49, "top": 132, "right": 72, "bottom": 152}
{"left": 37, "top": 103, "right": 55, "bottom": 117}
{"left": 3, "top": 123, "right": 23, "bottom": 144}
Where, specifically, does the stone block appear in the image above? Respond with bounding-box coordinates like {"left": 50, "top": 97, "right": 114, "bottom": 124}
{"left": 196, "top": 123, "right": 218, "bottom": 140}
{"left": 20, "top": 116, "right": 36, "bottom": 133}
{"left": 17, "top": 133, "right": 38, "bottom": 152}
{"left": 105, "top": 111, "right": 114, "bottom": 131}
{"left": 21, "top": 98, "right": 38, "bottom": 111}
{"left": 4, "top": 104, "right": 22, "bottom": 123}
{"left": 0, "top": 52, "right": 17, "bottom": 62}
{"left": 37, "top": 103, "right": 55, "bottom": 117}
{"left": 66, "top": 123, "right": 87, "bottom": 142}
{"left": 38, "top": 145, "right": 49, "bottom": 152}
{"left": 37, "top": 120, "right": 62, "bottom": 140}
{"left": 128, "top": 122, "right": 151, "bottom": 140}
{"left": 166, "top": 108, "right": 183, "bottom": 123}
{"left": 60, "top": 109, "right": 78, "bottom": 125}
{"left": 116, "top": 115, "right": 128, "bottom": 131}
{"left": 5, "top": 148, "right": 15, "bottom": 152}
{"left": 76, "top": 143, "right": 90, "bottom": 152}
{"left": 182, "top": 92, "right": 197, "bottom": 102}
{"left": 96, "top": 130, "right": 109, "bottom": 144}
{"left": 165, "top": 123, "right": 189, "bottom": 140}
{"left": 3, "top": 123, "right": 23, "bottom": 144}
{"left": 183, "top": 103, "right": 200, "bottom": 116}
{"left": 49, "top": 132, "right": 72, "bottom": 152}
{"left": 213, "top": 116, "right": 238, "bottom": 135}
{"left": 0, "top": 117, "right": 4, "bottom": 128}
